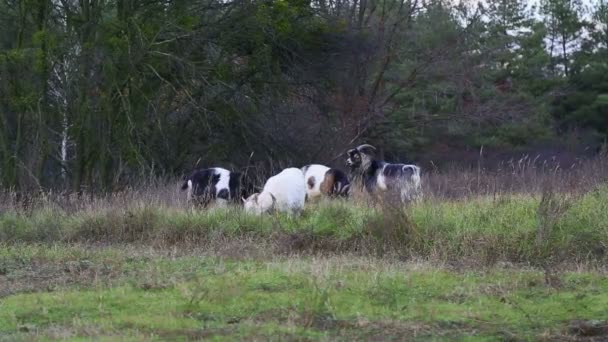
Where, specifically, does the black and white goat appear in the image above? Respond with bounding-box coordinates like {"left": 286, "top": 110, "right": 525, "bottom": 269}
{"left": 181, "top": 167, "right": 247, "bottom": 207}
{"left": 346, "top": 144, "right": 422, "bottom": 202}
{"left": 301, "top": 164, "right": 350, "bottom": 200}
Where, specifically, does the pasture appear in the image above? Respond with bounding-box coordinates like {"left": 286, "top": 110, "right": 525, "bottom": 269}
{"left": 1, "top": 158, "right": 608, "bottom": 341}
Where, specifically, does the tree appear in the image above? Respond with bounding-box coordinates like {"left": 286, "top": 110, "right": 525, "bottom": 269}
{"left": 541, "top": 0, "right": 586, "bottom": 77}
{"left": 550, "top": 0, "right": 608, "bottom": 141}
{"left": 484, "top": 0, "right": 534, "bottom": 75}
{"left": 0, "top": 0, "right": 601, "bottom": 192}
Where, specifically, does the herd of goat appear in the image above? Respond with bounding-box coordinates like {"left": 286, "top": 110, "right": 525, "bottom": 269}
{"left": 181, "top": 144, "right": 422, "bottom": 215}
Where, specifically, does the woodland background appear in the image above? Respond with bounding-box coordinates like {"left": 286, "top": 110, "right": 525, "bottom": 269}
{"left": 0, "top": 0, "right": 607, "bottom": 192}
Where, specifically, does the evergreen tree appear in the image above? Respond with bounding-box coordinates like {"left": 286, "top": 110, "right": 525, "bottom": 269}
{"left": 540, "top": 0, "right": 586, "bottom": 77}
{"left": 551, "top": 0, "right": 608, "bottom": 141}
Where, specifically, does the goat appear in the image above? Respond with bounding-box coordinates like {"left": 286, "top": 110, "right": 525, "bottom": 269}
{"left": 242, "top": 167, "right": 306, "bottom": 215}
{"left": 346, "top": 144, "right": 422, "bottom": 202}
{"left": 181, "top": 167, "right": 247, "bottom": 207}
{"left": 301, "top": 164, "right": 350, "bottom": 200}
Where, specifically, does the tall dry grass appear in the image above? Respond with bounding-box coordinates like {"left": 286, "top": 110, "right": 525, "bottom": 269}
{"left": 0, "top": 154, "right": 607, "bottom": 267}
{"left": 2, "top": 153, "right": 606, "bottom": 212}
{"left": 425, "top": 153, "right": 608, "bottom": 199}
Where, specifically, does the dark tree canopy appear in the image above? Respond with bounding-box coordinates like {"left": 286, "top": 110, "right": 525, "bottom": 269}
{"left": 0, "top": 0, "right": 605, "bottom": 192}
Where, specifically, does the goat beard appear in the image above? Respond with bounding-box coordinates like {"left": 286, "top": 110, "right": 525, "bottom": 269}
{"left": 348, "top": 154, "right": 374, "bottom": 188}
{"left": 358, "top": 154, "right": 374, "bottom": 174}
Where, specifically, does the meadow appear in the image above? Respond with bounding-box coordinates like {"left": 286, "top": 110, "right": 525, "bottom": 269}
{"left": 1, "top": 156, "right": 608, "bottom": 340}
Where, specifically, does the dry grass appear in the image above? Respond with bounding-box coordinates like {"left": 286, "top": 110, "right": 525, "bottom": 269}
{"left": 425, "top": 153, "right": 608, "bottom": 199}
{"left": 2, "top": 155, "right": 608, "bottom": 341}
{"left": 0, "top": 155, "right": 607, "bottom": 268}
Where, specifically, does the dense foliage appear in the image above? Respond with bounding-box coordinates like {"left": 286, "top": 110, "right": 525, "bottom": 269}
{"left": 0, "top": 0, "right": 606, "bottom": 191}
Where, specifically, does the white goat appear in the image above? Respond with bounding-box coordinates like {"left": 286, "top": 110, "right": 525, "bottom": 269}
{"left": 242, "top": 167, "right": 306, "bottom": 215}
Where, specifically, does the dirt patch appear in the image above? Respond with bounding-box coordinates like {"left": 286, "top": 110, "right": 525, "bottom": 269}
{"left": 154, "top": 327, "right": 239, "bottom": 340}
{"left": 250, "top": 308, "right": 292, "bottom": 324}
{"left": 5, "top": 324, "right": 107, "bottom": 340}
{"left": 245, "top": 308, "right": 437, "bottom": 339}
{"left": 541, "top": 320, "right": 608, "bottom": 341}
{"left": 0, "top": 258, "right": 121, "bottom": 298}
{"left": 568, "top": 320, "right": 608, "bottom": 338}
{"left": 330, "top": 319, "right": 436, "bottom": 341}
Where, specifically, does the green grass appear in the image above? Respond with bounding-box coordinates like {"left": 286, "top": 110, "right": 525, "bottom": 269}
{"left": 2, "top": 187, "right": 608, "bottom": 265}
{"left": 1, "top": 188, "right": 608, "bottom": 339}
{"left": 1, "top": 244, "right": 608, "bottom": 340}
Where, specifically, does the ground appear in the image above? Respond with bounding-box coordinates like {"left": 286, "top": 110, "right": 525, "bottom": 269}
{"left": 1, "top": 244, "right": 608, "bottom": 341}
{"left": 1, "top": 186, "right": 608, "bottom": 340}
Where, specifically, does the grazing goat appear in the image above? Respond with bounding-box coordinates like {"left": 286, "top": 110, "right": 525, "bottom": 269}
{"left": 346, "top": 144, "right": 422, "bottom": 202}
{"left": 181, "top": 167, "right": 245, "bottom": 207}
{"left": 242, "top": 167, "right": 306, "bottom": 215}
{"left": 301, "top": 164, "right": 350, "bottom": 200}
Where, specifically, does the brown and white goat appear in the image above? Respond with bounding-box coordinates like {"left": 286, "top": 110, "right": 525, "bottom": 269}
{"left": 301, "top": 164, "right": 350, "bottom": 201}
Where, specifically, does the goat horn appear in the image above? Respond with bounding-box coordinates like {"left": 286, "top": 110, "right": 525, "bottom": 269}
{"left": 356, "top": 144, "right": 377, "bottom": 152}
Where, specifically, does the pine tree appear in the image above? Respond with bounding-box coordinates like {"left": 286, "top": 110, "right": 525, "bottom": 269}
{"left": 540, "top": 0, "right": 585, "bottom": 77}
{"left": 483, "top": 0, "right": 538, "bottom": 85}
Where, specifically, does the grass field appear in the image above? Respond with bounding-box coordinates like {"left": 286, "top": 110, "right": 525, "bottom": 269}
{"left": 2, "top": 170, "right": 608, "bottom": 340}
{"left": 2, "top": 244, "right": 608, "bottom": 341}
